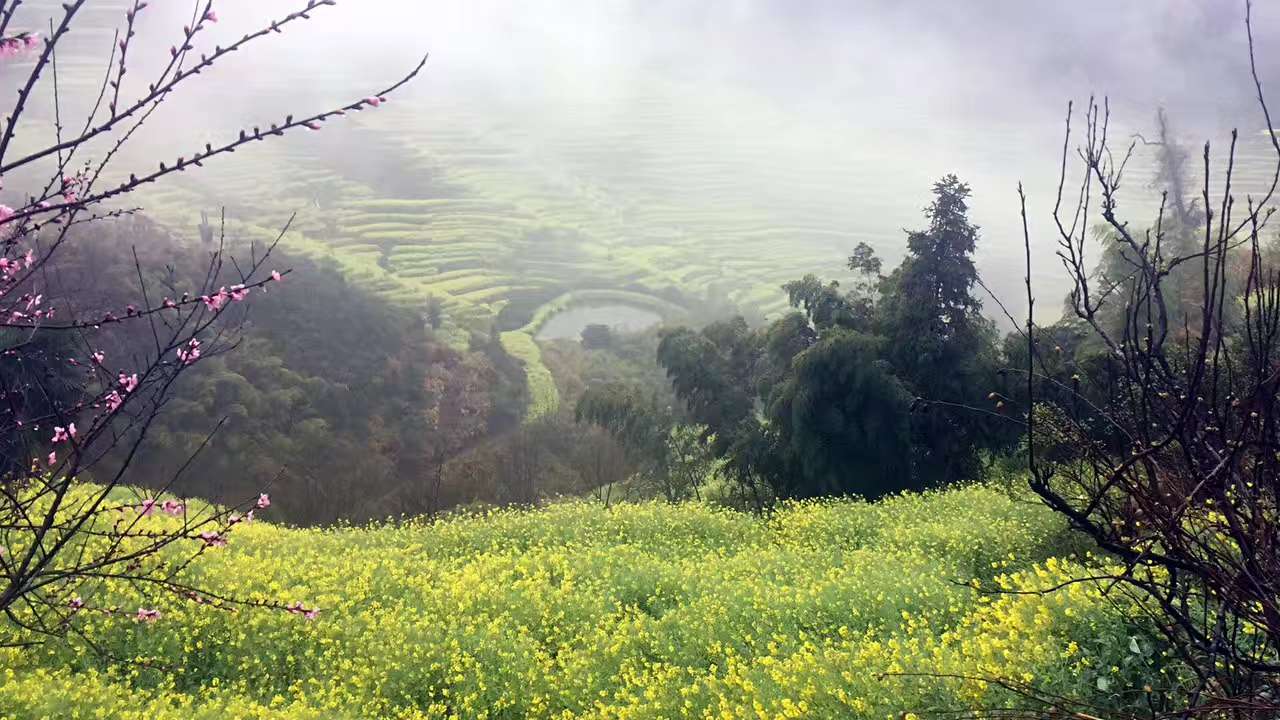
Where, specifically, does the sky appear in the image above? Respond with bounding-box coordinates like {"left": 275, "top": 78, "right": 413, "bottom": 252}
{"left": 95, "top": 0, "right": 1275, "bottom": 126}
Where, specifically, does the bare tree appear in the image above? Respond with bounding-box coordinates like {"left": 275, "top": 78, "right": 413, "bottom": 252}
{"left": 1018, "top": 2, "right": 1280, "bottom": 714}
{"left": 0, "top": 0, "right": 424, "bottom": 649}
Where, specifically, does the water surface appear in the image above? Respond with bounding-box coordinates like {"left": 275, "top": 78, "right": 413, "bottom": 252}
{"left": 535, "top": 304, "right": 663, "bottom": 340}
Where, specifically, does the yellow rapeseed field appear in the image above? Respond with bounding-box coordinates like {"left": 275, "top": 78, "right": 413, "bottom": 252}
{"left": 0, "top": 485, "right": 1174, "bottom": 719}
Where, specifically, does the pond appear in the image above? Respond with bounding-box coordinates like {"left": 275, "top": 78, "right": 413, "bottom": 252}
{"left": 535, "top": 304, "right": 663, "bottom": 341}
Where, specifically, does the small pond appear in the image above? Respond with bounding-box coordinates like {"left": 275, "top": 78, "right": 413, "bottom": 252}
{"left": 535, "top": 304, "right": 663, "bottom": 341}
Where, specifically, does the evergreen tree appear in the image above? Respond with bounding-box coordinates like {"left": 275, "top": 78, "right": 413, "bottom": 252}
{"left": 877, "top": 174, "right": 999, "bottom": 485}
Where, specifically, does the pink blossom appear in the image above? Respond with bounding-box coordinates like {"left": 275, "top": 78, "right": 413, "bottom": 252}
{"left": 270, "top": 270, "right": 283, "bottom": 283}
{"left": 363, "top": 96, "right": 382, "bottom": 107}
{"left": 256, "top": 493, "right": 270, "bottom": 509}
{"left": 22, "top": 34, "right": 38, "bottom": 49}
{"left": 284, "top": 602, "right": 319, "bottom": 620}
{"left": 139, "top": 498, "right": 157, "bottom": 517}
{"left": 134, "top": 608, "right": 161, "bottom": 623}
{"left": 203, "top": 10, "right": 218, "bottom": 23}
{"left": 51, "top": 426, "right": 70, "bottom": 444}
{"left": 0, "top": 205, "right": 13, "bottom": 222}
{"left": 46, "top": 450, "right": 56, "bottom": 465}
{"left": 229, "top": 284, "right": 249, "bottom": 302}
{"left": 304, "top": 121, "right": 321, "bottom": 131}
{"left": 91, "top": 351, "right": 105, "bottom": 365}
{"left": 176, "top": 338, "right": 201, "bottom": 366}
{"left": 200, "top": 288, "right": 228, "bottom": 311}
{"left": 118, "top": 373, "right": 139, "bottom": 394}
{"left": 198, "top": 531, "right": 227, "bottom": 547}
{"left": 244, "top": 509, "right": 255, "bottom": 523}
{"left": 68, "top": 597, "right": 84, "bottom": 610}
{"left": 162, "top": 500, "right": 185, "bottom": 516}
{"left": 105, "top": 391, "right": 124, "bottom": 412}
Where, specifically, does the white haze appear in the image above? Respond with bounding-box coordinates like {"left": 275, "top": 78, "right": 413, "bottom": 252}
{"left": 18, "top": 0, "right": 1280, "bottom": 321}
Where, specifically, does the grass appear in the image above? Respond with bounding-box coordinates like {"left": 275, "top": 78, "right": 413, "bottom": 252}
{"left": 499, "top": 330, "right": 561, "bottom": 420}
{"left": 0, "top": 485, "right": 1172, "bottom": 719}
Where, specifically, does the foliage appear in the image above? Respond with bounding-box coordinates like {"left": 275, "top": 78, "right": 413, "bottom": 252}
{"left": 575, "top": 382, "right": 722, "bottom": 503}
{"left": 424, "top": 330, "right": 681, "bottom": 512}
{"left": 0, "top": 484, "right": 1180, "bottom": 719}
{"left": 782, "top": 274, "right": 867, "bottom": 332}
{"left": 6, "top": 215, "right": 536, "bottom": 525}
{"left": 131, "top": 244, "right": 432, "bottom": 525}
{"left": 661, "top": 424, "right": 724, "bottom": 503}
{"left": 767, "top": 330, "right": 913, "bottom": 498}
{"left": 656, "top": 319, "right": 758, "bottom": 447}
{"left": 576, "top": 385, "right": 670, "bottom": 478}
{"left": 656, "top": 176, "right": 1006, "bottom": 503}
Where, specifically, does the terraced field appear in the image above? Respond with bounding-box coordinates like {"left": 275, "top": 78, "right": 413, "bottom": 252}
{"left": 125, "top": 95, "right": 860, "bottom": 334}
{"left": 101, "top": 86, "right": 900, "bottom": 402}
{"left": 15, "top": 0, "right": 1280, "bottom": 415}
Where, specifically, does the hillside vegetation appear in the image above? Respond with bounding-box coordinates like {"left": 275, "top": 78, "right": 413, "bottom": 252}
{"left": 0, "top": 485, "right": 1170, "bottom": 719}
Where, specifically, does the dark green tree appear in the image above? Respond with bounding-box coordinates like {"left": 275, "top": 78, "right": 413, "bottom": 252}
{"left": 780, "top": 242, "right": 883, "bottom": 334}
{"left": 767, "top": 330, "right": 913, "bottom": 498}
{"left": 782, "top": 275, "right": 862, "bottom": 331}
{"left": 877, "top": 174, "right": 1000, "bottom": 484}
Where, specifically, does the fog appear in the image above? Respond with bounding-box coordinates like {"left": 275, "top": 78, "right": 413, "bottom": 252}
{"left": 24, "top": 0, "right": 1280, "bottom": 322}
